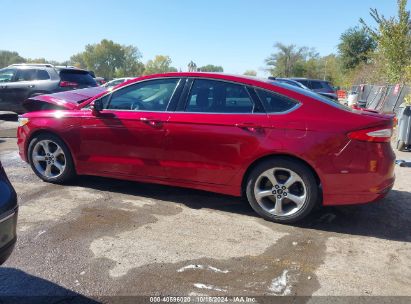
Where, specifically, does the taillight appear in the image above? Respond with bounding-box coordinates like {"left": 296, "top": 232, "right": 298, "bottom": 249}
{"left": 59, "top": 81, "right": 78, "bottom": 87}
{"left": 348, "top": 127, "right": 393, "bottom": 143}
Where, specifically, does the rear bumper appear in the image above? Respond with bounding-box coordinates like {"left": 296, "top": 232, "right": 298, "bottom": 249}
{"left": 323, "top": 175, "right": 395, "bottom": 206}
{"left": 321, "top": 141, "right": 396, "bottom": 206}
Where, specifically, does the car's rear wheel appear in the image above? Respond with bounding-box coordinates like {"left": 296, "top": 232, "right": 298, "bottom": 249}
{"left": 246, "top": 158, "right": 319, "bottom": 223}
{"left": 28, "top": 134, "right": 75, "bottom": 183}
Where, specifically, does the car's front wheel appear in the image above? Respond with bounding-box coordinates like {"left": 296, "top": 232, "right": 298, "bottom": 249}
{"left": 246, "top": 158, "right": 319, "bottom": 224}
{"left": 28, "top": 134, "right": 75, "bottom": 183}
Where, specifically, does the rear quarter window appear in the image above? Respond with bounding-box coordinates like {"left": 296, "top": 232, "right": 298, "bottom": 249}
{"left": 256, "top": 89, "right": 298, "bottom": 113}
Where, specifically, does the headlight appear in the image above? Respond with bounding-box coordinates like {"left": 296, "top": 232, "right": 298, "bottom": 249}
{"left": 18, "top": 117, "right": 29, "bottom": 127}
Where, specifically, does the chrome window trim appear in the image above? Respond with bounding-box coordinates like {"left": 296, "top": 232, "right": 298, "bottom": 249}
{"left": 102, "top": 78, "right": 182, "bottom": 113}
{"left": 183, "top": 77, "right": 258, "bottom": 114}
{"left": 172, "top": 111, "right": 269, "bottom": 115}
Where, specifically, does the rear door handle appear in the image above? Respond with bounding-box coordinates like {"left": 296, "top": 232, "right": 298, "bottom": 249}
{"left": 140, "top": 117, "right": 163, "bottom": 128}
{"left": 28, "top": 85, "right": 35, "bottom": 88}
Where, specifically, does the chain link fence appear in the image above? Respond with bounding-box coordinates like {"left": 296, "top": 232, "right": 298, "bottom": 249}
{"left": 351, "top": 84, "right": 410, "bottom": 114}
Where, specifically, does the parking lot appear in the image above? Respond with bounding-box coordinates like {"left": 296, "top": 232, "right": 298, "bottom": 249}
{"left": 0, "top": 115, "right": 410, "bottom": 301}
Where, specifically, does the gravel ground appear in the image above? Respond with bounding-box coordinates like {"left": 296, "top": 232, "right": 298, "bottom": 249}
{"left": 0, "top": 119, "right": 410, "bottom": 303}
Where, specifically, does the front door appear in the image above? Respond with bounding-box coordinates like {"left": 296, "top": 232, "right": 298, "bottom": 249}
{"left": 0, "top": 68, "right": 17, "bottom": 112}
{"left": 77, "top": 78, "right": 183, "bottom": 178}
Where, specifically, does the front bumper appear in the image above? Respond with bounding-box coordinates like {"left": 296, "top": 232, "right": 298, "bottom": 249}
{"left": 0, "top": 208, "right": 18, "bottom": 265}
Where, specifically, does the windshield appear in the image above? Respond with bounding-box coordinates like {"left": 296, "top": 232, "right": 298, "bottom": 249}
{"left": 268, "top": 81, "right": 352, "bottom": 112}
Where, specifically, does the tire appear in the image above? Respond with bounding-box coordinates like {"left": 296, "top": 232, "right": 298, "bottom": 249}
{"left": 246, "top": 158, "right": 319, "bottom": 224}
{"left": 397, "top": 140, "right": 406, "bottom": 152}
{"left": 28, "top": 133, "right": 76, "bottom": 183}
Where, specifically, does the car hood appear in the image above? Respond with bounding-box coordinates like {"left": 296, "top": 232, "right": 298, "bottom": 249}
{"left": 23, "top": 87, "right": 107, "bottom": 111}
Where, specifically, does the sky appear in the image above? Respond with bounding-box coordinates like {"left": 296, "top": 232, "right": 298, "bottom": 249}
{"left": 2, "top": 0, "right": 408, "bottom": 76}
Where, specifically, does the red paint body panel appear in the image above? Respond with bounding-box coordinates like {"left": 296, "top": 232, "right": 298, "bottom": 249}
{"left": 17, "top": 73, "right": 396, "bottom": 205}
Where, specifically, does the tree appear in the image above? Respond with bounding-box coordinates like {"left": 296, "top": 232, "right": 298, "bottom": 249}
{"left": 0, "top": 51, "right": 25, "bottom": 68}
{"left": 187, "top": 61, "right": 197, "bottom": 72}
{"left": 69, "top": 39, "right": 143, "bottom": 79}
{"left": 197, "top": 64, "right": 224, "bottom": 72}
{"left": 243, "top": 70, "right": 257, "bottom": 76}
{"left": 360, "top": 0, "right": 411, "bottom": 82}
{"left": 265, "top": 43, "right": 315, "bottom": 77}
{"left": 115, "top": 45, "right": 145, "bottom": 77}
{"left": 144, "top": 55, "right": 177, "bottom": 75}
{"left": 338, "top": 27, "right": 377, "bottom": 71}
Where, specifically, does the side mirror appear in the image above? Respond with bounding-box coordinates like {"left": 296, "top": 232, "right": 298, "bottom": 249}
{"left": 92, "top": 98, "right": 104, "bottom": 114}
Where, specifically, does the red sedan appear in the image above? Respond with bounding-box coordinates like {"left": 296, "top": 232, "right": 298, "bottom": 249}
{"left": 17, "top": 73, "right": 396, "bottom": 223}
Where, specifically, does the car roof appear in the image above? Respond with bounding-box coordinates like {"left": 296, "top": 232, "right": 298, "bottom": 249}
{"left": 290, "top": 77, "right": 330, "bottom": 83}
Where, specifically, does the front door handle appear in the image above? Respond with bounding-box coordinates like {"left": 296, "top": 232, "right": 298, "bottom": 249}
{"left": 28, "top": 85, "right": 35, "bottom": 88}
{"left": 235, "top": 122, "right": 262, "bottom": 132}
{"left": 140, "top": 117, "right": 163, "bottom": 128}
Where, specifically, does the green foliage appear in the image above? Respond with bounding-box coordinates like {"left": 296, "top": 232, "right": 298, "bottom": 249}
{"left": 243, "top": 70, "right": 257, "bottom": 76}
{"left": 70, "top": 39, "right": 144, "bottom": 79}
{"left": 198, "top": 64, "right": 224, "bottom": 72}
{"left": 144, "top": 55, "right": 177, "bottom": 75}
{"left": 265, "top": 43, "right": 319, "bottom": 77}
{"left": 338, "top": 27, "right": 376, "bottom": 70}
{"left": 360, "top": 0, "right": 411, "bottom": 83}
{"left": 114, "top": 45, "right": 145, "bottom": 77}
{"left": 0, "top": 51, "right": 25, "bottom": 68}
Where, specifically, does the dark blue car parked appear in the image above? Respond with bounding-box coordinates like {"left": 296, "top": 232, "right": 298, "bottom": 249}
{"left": 0, "top": 161, "right": 17, "bottom": 264}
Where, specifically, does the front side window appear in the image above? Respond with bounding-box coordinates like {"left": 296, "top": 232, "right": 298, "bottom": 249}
{"left": 0, "top": 68, "right": 16, "bottom": 82}
{"left": 16, "top": 69, "right": 37, "bottom": 82}
{"left": 186, "top": 79, "right": 254, "bottom": 113}
{"left": 256, "top": 89, "right": 298, "bottom": 113}
{"left": 107, "top": 78, "right": 179, "bottom": 111}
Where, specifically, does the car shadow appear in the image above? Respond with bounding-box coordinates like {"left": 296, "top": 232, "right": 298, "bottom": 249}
{"left": 0, "top": 268, "right": 99, "bottom": 303}
{"left": 73, "top": 176, "right": 411, "bottom": 243}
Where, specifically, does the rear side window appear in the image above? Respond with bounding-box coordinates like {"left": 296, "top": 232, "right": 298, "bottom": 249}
{"left": 310, "top": 81, "right": 324, "bottom": 90}
{"left": 60, "top": 70, "right": 97, "bottom": 86}
{"left": 16, "top": 69, "right": 37, "bottom": 81}
{"left": 186, "top": 79, "right": 254, "bottom": 113}
{"left": 294, "top": 79, "right": 310, "bottom": 87}
{"left": 37, "top": 69, "right": 50, "bottom": 80}
{"left": 256, "top": 89, "right": 298, "bottom": 113}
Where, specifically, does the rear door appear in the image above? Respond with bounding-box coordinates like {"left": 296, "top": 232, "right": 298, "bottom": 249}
{"left": 77, "top": 78, "right": 183, "bottom": 178}
{"left": 163, "top": 78, "right": 272, "bottom": 185}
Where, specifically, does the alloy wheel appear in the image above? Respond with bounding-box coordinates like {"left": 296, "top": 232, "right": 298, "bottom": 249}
{"left": 32, "top": 140, "right": 66, "bottom": 179}
{"left": 253, "top": 167, "right": 307, "bottom": 217}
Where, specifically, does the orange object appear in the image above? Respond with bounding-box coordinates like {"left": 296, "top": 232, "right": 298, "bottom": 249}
{"left": 337, "top": 90, "right": 347, "bottom": 99}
